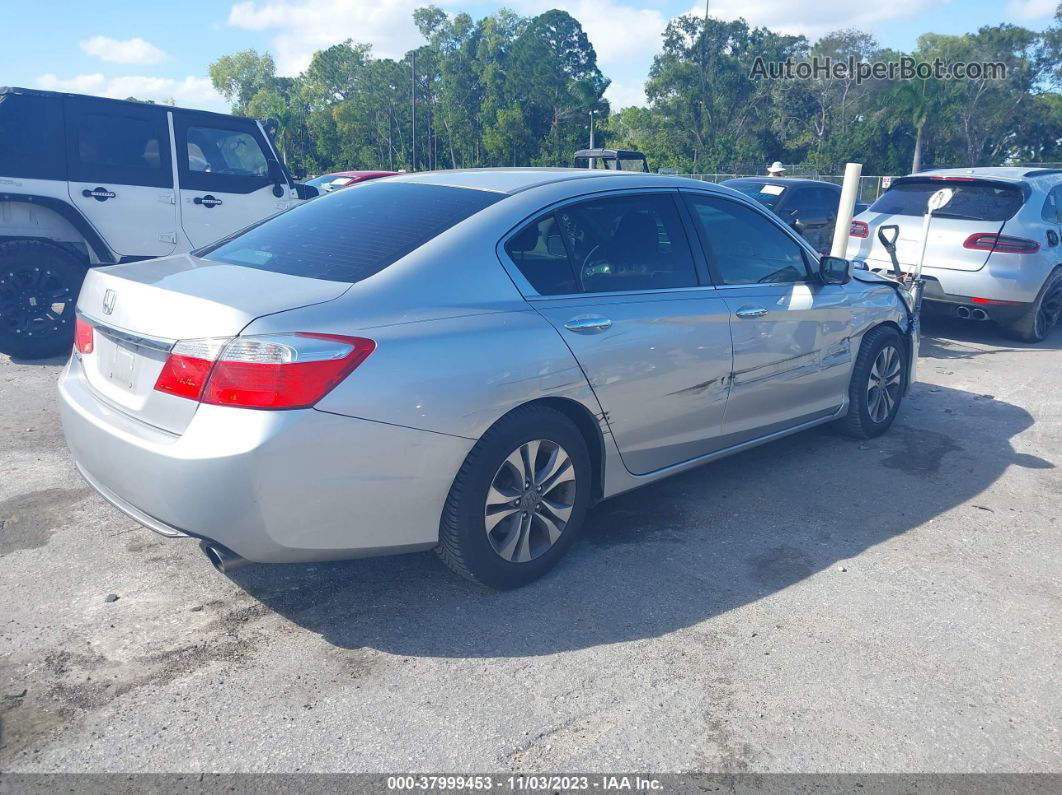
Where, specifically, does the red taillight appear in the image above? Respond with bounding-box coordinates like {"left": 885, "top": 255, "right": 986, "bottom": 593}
{"left": 962, "top": 233, "right": 1040, "bottom": 254}
{"left": 153, "top": 333, "right": 375, "bottom": 410}
{"left": 970, "top": 297, "right": 1021, "bottom": 306}
{"left": 74, "top": 316, "right": 94, "bottom": 354}
{"left": 850, "top": 220, "right": 869, "bottom": 238}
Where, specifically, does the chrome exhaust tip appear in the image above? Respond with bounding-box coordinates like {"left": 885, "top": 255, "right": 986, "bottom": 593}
{"left": 970, "top": 308, "right": 989, "bottom": 321}
{"left": 955, "top": 305, "right": 971, "bottom": 319}
{"left": 200, "top": 541, "right": 251, "bottom": 573}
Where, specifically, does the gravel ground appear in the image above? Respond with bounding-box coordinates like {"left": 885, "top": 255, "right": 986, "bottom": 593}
{"left": 1, "top": 315, "right": 1059, "bottom": 773}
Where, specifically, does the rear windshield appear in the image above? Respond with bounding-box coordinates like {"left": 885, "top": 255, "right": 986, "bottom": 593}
{"left": 724, "top": 180, "right": 788, "bottom": 209}
{"left": 201, "top": 182, "right": 504, "bottom": 282}
{"left": 870, "top": 179, "right": 1024, "bottom": 222}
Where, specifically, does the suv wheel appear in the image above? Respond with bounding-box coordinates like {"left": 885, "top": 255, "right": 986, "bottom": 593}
{"left": 1004, "top": 268, "right": 1062, "bottom": 344}
{"left": 834, "top": 325, "right": 907, "bottom": 439}
{"left": 436, "top": 405, "right": 591, "bottom": 589}
{"left": 0, "top": 240, "right": 86, "bottom": 359}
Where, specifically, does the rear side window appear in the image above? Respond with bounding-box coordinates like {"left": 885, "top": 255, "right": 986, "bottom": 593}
{"left": 0, "top": 94, "right": 65, "bottom": 180}
{"left": 506, "top": 193, "right": 699, "bottom": 295}
{"left": 65, "top": 101, "right": 173, "bottom": 188}
{"left": 202, "top": 182, "right": 503, "bottom": 283}
{"left": 725, "top": 180, "right": 788, "bottom": 210}
{"left": 870, "top": 180, "right": 1023, "bottom": 222}
{"left": 1042, "top": 186, "right": 1062, "bottom": 224}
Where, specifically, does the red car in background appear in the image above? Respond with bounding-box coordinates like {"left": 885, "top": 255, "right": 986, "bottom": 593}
{"left": 305, "top": 170, "right": 398, "bottom": 193}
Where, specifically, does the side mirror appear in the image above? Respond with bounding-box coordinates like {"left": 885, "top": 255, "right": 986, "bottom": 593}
{"left": 294, "top": 183, "right": 320, "bottom": 201}
{"left": 819, "top": 255, "right": 851, "bottom": 285}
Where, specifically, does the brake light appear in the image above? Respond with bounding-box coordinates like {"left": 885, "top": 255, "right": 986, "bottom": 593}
{"left": 153, "top": 333, "right": 375, "bottom": 409}
{"left": 962, "top": 233, "right": 1040, "bottom": 254}
{"left": 74, "top": 316, "right": 94, "bottom": 354}
{"left": 850, "top": 220, "right": 869, "bottom": 238}
{"left": 970, "top": 297, "right": 1021, "bottom": 305}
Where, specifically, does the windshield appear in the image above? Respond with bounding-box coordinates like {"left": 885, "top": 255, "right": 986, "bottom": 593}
{"left": 870, "top": 179, "right": 1024, "bottom": 222}
{"left": 201, "top": 181, "right": 504, "bottom": 283}
{"left": 724, "top": 180, "right": 788, "bottom": 210}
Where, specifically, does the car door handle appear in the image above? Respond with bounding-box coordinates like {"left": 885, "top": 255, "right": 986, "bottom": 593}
{"left": 735, "top": 306, "right": 768, "bottom": 319}
{"left": 193, "top": 195, "right": 223, "bottom": 208}
{"left": 82, "top": 187, "right": 116, "bottom": 201}
{"left": 564, "top": 315, "right": 612, "bottom": 334}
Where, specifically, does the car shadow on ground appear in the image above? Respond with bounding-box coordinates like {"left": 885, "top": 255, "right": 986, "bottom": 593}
{"left": 919, "top": 313, "right": 1062, "bottom": 359}
{"left": 227, "top": 382, "right": 1051, "bottom": 658}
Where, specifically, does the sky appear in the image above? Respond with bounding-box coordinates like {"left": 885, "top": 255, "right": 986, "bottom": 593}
{"left": 0, "top": 0, "right": 1057, "bottom": 113}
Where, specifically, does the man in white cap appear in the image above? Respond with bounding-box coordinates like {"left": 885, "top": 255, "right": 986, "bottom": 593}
{"left": 767, "top": 161, "right": 786, "bottom": 177}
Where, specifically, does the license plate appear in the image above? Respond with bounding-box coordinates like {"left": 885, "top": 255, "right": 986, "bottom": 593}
{"left": 108, "top": 342, "right": 139, "bottom": 389}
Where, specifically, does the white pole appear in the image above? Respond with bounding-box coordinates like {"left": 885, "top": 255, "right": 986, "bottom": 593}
{"left": 830, "top": 161, "right": 863, "bottom": 259}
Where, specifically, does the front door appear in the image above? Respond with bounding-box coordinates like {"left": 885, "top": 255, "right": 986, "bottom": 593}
{"left": 684, "top": 191, "right": 854, "bottom": 446}
{"left": 64, "top": 98, "right": 178, "bottom": 259}
{"left": 172, "top": 112, "right": 291, "bottom": 248}
{"left": 506, "top": 191, "right": 734, "bottom": 476}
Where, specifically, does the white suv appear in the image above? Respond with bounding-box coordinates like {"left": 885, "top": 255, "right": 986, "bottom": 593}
{"left": 0, "top": 87, "right": 318, "bottom": 358}
{"left": 847, "top": 168, "right": 1062, "bottom": 342}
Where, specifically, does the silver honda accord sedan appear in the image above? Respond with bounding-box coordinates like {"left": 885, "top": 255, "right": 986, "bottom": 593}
{"left": 59, "top": 169, "right": 918, "bottom": 589}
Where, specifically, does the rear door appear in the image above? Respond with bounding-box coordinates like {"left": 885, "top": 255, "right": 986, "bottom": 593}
{"left": 172, "top": 111, "right": 290, "bottom": 248}
{"left": 64, "top": 97, "right": 178, "bottom": 259}
{"left": 505, "top": 191, "right": 734, "bottom": 476}
{"left": 684, "top": 192, "right": 853, "bottom": 446}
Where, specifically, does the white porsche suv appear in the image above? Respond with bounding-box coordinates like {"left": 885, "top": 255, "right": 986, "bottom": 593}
{"left": 846, "top": 167, "right": 1062, "bottom": 342}
{"left": 0, "top": 86, "right": 318, "bottom": 359}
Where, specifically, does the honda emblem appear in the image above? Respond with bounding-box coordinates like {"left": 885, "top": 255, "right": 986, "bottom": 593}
{"left": 102, "top": 289, "right": 117, "bottom": 315}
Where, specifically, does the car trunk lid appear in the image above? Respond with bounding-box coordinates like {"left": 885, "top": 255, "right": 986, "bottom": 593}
{"left": 76, "top": 254, "right": 350, "bottom": 434}
{"left": 848, "top": 177, "right": 1024, "bottom": 273}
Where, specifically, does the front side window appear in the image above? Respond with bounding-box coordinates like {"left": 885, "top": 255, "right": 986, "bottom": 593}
{"left": 186, "top": 127, "right": 268, "bottom": 177}
{"left": 202, "top": 181, "right": 502, "bottom": 283}
{"left": 686, "top": 195, "right": 809, "bottom": 285}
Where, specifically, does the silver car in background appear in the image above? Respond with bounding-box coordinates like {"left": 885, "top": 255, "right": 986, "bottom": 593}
{"left": 59, "top": 169, "right": 917, "bottom": 589}
{"left": 847, "top": 167, "right": 1062, "bottom": 342}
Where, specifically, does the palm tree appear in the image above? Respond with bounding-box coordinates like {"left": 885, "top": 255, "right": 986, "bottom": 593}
{"left": 889, "top": 77, "right": 937, "bottom": 173}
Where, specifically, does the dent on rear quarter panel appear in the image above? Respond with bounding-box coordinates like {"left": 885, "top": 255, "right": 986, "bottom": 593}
{"left": 313, "top": 309, "right": 605, "bottom": 440}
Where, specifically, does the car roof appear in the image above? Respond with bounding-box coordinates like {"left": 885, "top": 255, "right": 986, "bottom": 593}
{"left": 919, "top": 167, "right": 1062, "bottom": 182}
{"left": 0, "top": 85, "right": 245, "bottom": 125}
{"left": 722, "top": 176, "right": 840, "bottom": 189}
{"left": 383, "top": 168, "right": 713, "bottom": 195}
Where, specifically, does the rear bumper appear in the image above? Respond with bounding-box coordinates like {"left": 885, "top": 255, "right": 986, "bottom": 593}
{"left": 920, "top": 278, "right": 1030, "bottom": 322}
{"left": 855, "top": 256, "right": 1044, "bottom": 305}
{"left": 58, "top": 357, "right": 474, "bottom": 563}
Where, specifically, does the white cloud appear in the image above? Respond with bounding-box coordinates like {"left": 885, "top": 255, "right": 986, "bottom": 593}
{"left": 512, "top": 1, "right": 667, "bottom": 66}
{"left": 79, "top": 36, "right": 169, "bottom": 65}
{"left": 227, "top": 0, "right": 668, "bottom": 76}
{"left": 692, "top": 0, "right": 945, "bottom": 41}
{"left": 605, "top": 79, "right": 648, "bottom": 110}
{"left": 1006, "top": 0, "right": 1057, "bottom": 20}
{"left": 228, "top": 0, "right": 429, "bottom": 75}
{"left": 35, "top": 73, "right": 226, "bottom": 111}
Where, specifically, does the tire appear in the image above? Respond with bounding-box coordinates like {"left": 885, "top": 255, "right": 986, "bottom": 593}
{"left": 436, "top": 405, "right": 592, "bottom": 589}
{"left": 0, "top": 239, "right": 87, "bottom": 359}
{"left": 834, "top": 325, "right": 907, "bottom": 440}
{"left": 1003, "top": 268, "right": 1062, "bottom": 344}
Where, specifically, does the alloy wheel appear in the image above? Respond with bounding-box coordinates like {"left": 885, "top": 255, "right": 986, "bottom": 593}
{"left": 866, "top": 344, "right": 902, "bottom": 423}
{"left": 0, "top": 264, "right": 76, "bottom": 337}
{"left": 484, "top": 439, "right": 576, "bottom": 563}
{"left": 1034, "top": 279, "right": 1062, "bottom": 339}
